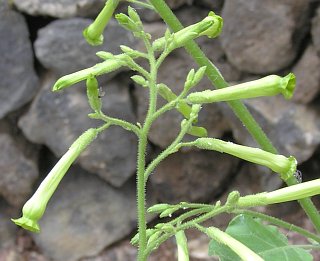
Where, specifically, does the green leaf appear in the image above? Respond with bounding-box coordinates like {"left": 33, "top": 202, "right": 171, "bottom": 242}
{"left": 209, "top": 214, "right": 313, "bottom": 261}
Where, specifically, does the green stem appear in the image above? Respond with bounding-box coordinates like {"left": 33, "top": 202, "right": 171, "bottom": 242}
{"left": 137, "top": 35, "right": 158, "bottom": 261}
{"left": 233, "top": 209, "right": 320, "bottom": 243}
{"left": 149, "top": 0, "right": 320, "bottom": 234}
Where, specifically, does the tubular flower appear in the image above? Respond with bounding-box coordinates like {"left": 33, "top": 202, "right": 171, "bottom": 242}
{"left": 152, "top": 11, "right": 223, "bottom": 51}
{"left": 12, "top": 128, "right": 98, "bottom": 232}
{"left": 187, "top": 73, "right": 296, "bottom": 104}
{"left": 194, "top": 138, "right": 297, "bottom": 180}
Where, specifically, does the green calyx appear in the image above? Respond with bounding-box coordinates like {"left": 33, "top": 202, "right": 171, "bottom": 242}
{"left": 187, "top": 73, "right": 296, "bottom": 104}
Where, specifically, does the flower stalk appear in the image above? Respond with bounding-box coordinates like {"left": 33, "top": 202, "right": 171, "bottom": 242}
{"left": 187, "top": 73, "right": 296, "bottom": 104}
{"left": 12, "top": 128, "right": 99, "bottom": 232}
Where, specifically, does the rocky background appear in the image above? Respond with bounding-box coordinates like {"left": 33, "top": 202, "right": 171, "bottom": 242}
{"left": 1, "top": 0, "right": 320, "bottom": 260}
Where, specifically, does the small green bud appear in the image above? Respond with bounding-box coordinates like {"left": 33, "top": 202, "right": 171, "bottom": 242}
{"left": 184, "top": 66, "right": 207, "bottom": 91}
{"left": 83, "top": 0, "right": 120, "bottom": 46}
{"left": 226, "top": 191, "right": 240, "bottom": 207}
{"left": 187, "top": 126, "right": 208, "bottom": 138}
{"left": 130, "top": 229, "right": 156, "bottom": 246}
{"left": 147, "top": 203, "right": 171, "bottom": 213}
{"left": 120, "top": 45, "right": 145, "bottom": 59}
{"left": 190, "top": 104, "right": 201, "bottom": 119}
{"left": 159, "top": 206, "right": 179, "bottom": 218}
{"left": 187, "top": 73, "right": 296, "bottom": 104}
{"left": 192, "top": 66, "right": 207, "bottom": 87}
{"left": 127, "top": 6, "right": 142, "bottom": 27}
{"left": 86, "top": 75, "right": 102, "bottom": 112}
{"left": 147, "top": 231, "right": 162, "bottom": 246}
{"left": 115, "top": 13, "right": 139, "bottom": 32}
{"left": 155, "top": 223, "right": 175, "bottom": 233}
{"left": 184, "top": 69, "right": 195, "bottom": 90}
{"left": 131, "top": 75, "right": 148, "bottom": 87}
{"left": 157, "top": 83, "right": 192, "bottom": 119}
{"left": 96, "top": 51, "right": 114, "bottom": 60}
{"left": 194, "top": 138, "right": 297, "bottom": 180}
{"left": 12, "top": 129, "right": 98, "bottom": 232}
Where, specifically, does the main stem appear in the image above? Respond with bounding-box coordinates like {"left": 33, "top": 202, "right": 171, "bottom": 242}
{"left": 148, "top": 0, "right": 320, "bottom": 234}
{"left": 137, "top": 37, "right": 158, "bottom": 261}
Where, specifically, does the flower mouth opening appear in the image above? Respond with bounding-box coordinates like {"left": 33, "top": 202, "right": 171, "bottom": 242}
{"left": 281, "top": 73, "right": 296, "bottom": 99}
{"left": 11, "top": 217, "right": 40, "bottom": 233}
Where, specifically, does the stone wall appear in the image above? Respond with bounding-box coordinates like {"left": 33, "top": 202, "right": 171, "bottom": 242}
{"left": 1, "top": 0, "right": 320, "bottom": 260}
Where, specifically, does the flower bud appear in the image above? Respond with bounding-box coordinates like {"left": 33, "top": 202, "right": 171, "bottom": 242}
{"left": 12, "top": 128, "right": 98, "bottom": 232}
{"left": 187, "top": 73, "right": 296, "bottom": 104}
{"left": 52, "top": 54, "right": 126, "bottom": 91}
{"left": 86, "top": 75, "right": 102, "bottom": 112}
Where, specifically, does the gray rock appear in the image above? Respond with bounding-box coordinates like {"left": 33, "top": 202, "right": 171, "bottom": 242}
{"left": 292, "top": 44, "right": 320, "bottom": 104}
{"left": 0, "top": 199, "right": 17, "bottom": 249}
{"left": 222, "top": 95, "right": 320, "bottom": 164}
{"left": 135, "top": 48, "right": 234, "bottom": 149}
{"left": 0, "top": 131, "right": 38, "bottom": 206}
{"left": 221, "top": 0, "right": 309, "bottom": 74}
{"left": 194, "top": 0, "right": 224, "bottom": 11}
{"left": 34, "top": 18, "right": 136, "bottom": 77}
{"left": 312, "top": 7, "right": 320, "bottom": 54}
{"left": 0, "top": 4, "right": 38, "bottom": 119}
{"left": 31, "top": 166, "right": 137, "bottom": 261}
{"left": 19, "top": 73, "right": 137, "bottom": 187}
{"left": 150, "top": 149, "right": 239, "bottom": 203}
{"left": 13, "top": 0, "right": 105, "bottom": 18}
{"left": 80, "top": 241, "right": 136, "bottom": 261}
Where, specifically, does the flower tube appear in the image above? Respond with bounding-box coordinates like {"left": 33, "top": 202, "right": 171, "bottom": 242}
{"left": 187, "top": 73, "right": 296, "bottom": 104}
{"left": 12, "top": 128, "right": 98, "bottom": 232}
{"left": 194, "top": 138, "right": 297, "bottom": 180}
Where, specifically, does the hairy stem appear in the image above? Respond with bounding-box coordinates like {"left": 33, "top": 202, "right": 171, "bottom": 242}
{"left": 137, "top": 35, "right": 158, "bottom": 261}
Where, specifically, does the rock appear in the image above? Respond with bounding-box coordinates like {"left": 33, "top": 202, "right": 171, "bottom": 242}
{"left": 292, "top": 44, "right": 320, "bottom": 104}
{"left": 222, "top": 95, "right": 320, "bottom": 164}
{"left": 13, "top": 0, "right": 105, "bottom": 18}
{"left": 221, "top": 0, "right": 310, "bottom": 74}
{"left": 0, "top": 199, "right": 17, "bottom": 249}
{"left": 194, "top": 0, "right": 224, "bottom": 11}
{"left": 0, "top": 130, "right": 39, "bottom": 206}
{"left": 135, "top": 47, "right": 235, "bottom": 149}
{"left": 30, "top": 166, "right": 137, "bottom": 261}
{"left": 0, "top": 4, "right": 39, "bottom": 119}
{"left": 312, "top": 7, "right": 320, "bottom": 54}
{"left": 150, "top": 149, "right": 239, "bottom": 204}
{"left": 19, "top": 73, "right": 137, "bottom": 187}
{"left": 80, "top": 241, "right": 137, "bottom": 261}
{"left": 0, "top": 249, "right": 23, "bottom": 261}
{"left": 34, "top": 18, "right": 136, "bottom": 78}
